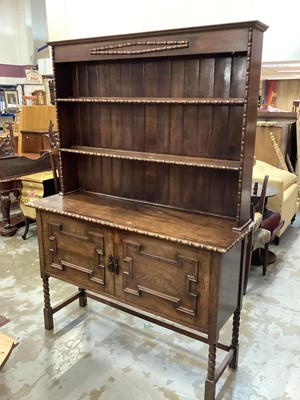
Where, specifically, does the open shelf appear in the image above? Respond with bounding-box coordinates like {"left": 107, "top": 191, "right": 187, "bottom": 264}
{"left": 60, "top": 146, "right": 241, "bottom": 170}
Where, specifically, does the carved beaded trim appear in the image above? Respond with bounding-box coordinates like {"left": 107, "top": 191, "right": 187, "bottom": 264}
{"left": 90, "top": 40, "right": 189, "bottom": 55}
{"left": 56, "top": 97, "right": 244, "bottom": 105}
{"left": 60, "top": 148, "right": 240, "bottom": 171}
{"left": 29, "top": 203, "right": 251, "bottom": 253}
{"left": 235, "top": 27, "right": 253, "bottom": 227}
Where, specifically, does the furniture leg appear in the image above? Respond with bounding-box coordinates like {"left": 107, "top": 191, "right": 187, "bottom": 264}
{"left": 243, "top": 230, "right": 253, "bottom": 295}
{"left": 261, "top": 243, "right": 269, "bottom": 276}
{"left": 78, "top": 287, "right": 87, "bottom": 307}
{"left": 229, "top": 309, "right": 241, "bottom": 369}
{"left": 204, "top": 343, "right": 217, "bottom": 400}
{"left": 12, "top": 189, "right": 21, "bottom": 200}
{"left": 43, "top": 276, "right": 54, "bottom": 330}
{"left": 0, "top": 190, "right": 17, "bottom": 237}
{"left": 22, "top": 217, "right": 31, "bottom": 240}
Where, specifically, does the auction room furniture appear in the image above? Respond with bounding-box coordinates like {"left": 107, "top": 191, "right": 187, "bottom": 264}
{"left": 252, "top": 159, "right": 299, "bottom": 239}
{"left": 1, "top": 121, "right": 18, "bottom": 150}
{"left": 0, "top": 123, "right": 51, "bottom": 236}
{"left": 249, "top": 177, "right": 271, "bottom": 277}
{"left": 20, "top": 124, "right": 60, "bottom": 239}
{"left": 255, "top": 111, "right": 297, "bottom": 169}
{"left": 19, "top": 105, "right": 57, "bottom": 153}
{"left": 31, "top": 21, "right": 267, "bottom": 400}
{"left": 20, "top": 170, "right": 55, "bottom": 239}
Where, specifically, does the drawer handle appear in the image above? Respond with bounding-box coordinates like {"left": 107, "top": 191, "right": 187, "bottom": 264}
{"left": 108, "top": 255, "right": 119, "bottom": 274}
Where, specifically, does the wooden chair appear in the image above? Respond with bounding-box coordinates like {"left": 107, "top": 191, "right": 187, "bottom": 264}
{"left": 21, "top": 121, "right": 60, "bottom": 239}
{"left": 42, "top": 120, "right": 60, "bottom": 193}
{"left": 244, "top": 175, "right": 271, "bottom": 293}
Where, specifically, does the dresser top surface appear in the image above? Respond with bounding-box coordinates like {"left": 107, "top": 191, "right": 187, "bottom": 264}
{"left": 31, "top": 192, "right": 251, "bottom": 253}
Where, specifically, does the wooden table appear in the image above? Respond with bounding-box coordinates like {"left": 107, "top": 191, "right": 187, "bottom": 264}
{"left": 251, "top": 181, "right": 279, "bottom": 200}
{"left": 0, "top": 152, "right": 51, "bottom": 236}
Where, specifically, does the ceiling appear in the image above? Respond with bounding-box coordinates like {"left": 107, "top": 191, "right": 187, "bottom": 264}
{"left": 261, "top": 60, "right": 300, "bottom": 80}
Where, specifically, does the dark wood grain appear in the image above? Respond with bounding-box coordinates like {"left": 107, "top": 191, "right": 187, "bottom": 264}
{"left": 32, "top": 192, "right": 246, "bottom": 252}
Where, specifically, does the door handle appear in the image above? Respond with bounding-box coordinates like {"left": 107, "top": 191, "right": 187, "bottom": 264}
{"left": 108, "top": 255, "right": 119, "bottom": 274}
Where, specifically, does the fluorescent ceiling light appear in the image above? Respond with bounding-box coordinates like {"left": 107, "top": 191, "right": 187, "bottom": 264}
{"left": 278, "top": 70, "right": 300, "bottom": 73}
{"left": 262, "top": 62, "right": 300, "bottom": 68}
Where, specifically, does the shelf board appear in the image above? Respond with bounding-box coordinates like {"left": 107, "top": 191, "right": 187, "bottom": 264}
{"left": 60, "top": 146, "right": 241, "bottom": 170}
{"left": 56, "top": 96, "right": 245, "bottom": 106}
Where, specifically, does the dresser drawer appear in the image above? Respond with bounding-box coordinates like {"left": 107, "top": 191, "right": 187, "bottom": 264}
{"left": 40, "top": 212, "right": 115, "bottom": 294}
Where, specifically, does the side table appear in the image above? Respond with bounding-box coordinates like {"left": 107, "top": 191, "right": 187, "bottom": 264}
{"left": 20, "top": 171, "right": 55, "bottom": 239}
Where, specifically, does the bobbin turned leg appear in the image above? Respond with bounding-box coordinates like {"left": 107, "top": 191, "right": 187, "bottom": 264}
{"left": 43, "top": 276, "right": 54, "bottom": 330}
{"left": 229, "top": 309, "right": 241, "bottom": 369}
{"left": 205, "top": 343, "right": 217, "bottom": 400}
{"left": 78, "top": 287, "right": 87, "bottom": 307}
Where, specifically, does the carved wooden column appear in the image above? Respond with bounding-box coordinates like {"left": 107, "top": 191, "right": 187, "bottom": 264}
{"left": 0, "top": 190, "right": 17, "bottom": 236}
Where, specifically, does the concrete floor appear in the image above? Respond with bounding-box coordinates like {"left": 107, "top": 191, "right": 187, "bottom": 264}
{"left": 0, "top": 208, "right": 300, "bottom": 400}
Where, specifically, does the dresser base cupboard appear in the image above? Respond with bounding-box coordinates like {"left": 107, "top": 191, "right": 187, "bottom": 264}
{"left": 32, "top": 21, "right": 267, "bottom": 399}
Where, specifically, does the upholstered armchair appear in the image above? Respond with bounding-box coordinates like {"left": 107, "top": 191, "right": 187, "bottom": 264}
{"left": 252, "top": 160, "right": 299, "bottom": 239}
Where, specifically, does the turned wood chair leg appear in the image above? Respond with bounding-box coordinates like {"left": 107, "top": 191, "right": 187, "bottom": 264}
{"left": 262, "top": 242, "right": 269, "bottom": 276}
{"left": 22, "top": 217, "right": 30, "bottom": 240}
{"left": 243, "top": 231, "right": 253, "bottom": 295}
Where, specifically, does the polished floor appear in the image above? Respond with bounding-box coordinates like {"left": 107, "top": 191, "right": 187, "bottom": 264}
{"left": 0, "top": 208, "right": 300, "bottom": 400}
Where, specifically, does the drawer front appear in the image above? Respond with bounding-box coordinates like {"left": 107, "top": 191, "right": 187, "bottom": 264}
{"left": 40, "top": 212, "right": 114, "bottom": 294}
{"left": 114, "top": 232, "right": 213, "bottom": 330}
{"left": 22, "top": 133, "right": 43, "bottom": 153}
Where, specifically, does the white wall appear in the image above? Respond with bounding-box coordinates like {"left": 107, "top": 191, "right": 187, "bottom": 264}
{"left": 0, "top": 0, "right": 33, "bottom": 65}
{"left": 30, "top": 0, "right": 49, "bottom": 63}
{"left": 45, "top": 0, "right": 300, "bottom": 62}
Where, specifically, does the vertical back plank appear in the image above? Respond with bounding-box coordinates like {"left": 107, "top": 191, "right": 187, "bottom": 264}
{"left": 132, "top": 63, "right": 145, "bottom": 151}
{"left": 98, "top": 63, "right": 110, "bottom": 148}
{"left": 227, "top": 56, "right": 247, "bottom": 160}
{"left": 155, "top": 164, "right": 170, "bottom": 205}
{"left": 211, "top": 58, "right": 232, "bottom": 159}
{"left": 144, "top": 163, "right": 157, "bottom": 203}
{"left": 110, "top": 63, "right": 122, "bottom": 149}
{"left": 157, "top": 60, "right": 171, "bottom": 154}
{"left": 223, "top": 170, "right": 239, "bottom": 218}
{"left": 208, "top": 169, "right": 226, "bottom": 215}
{"left": 87, "top": 64, "right": 98, "bottom": 147}
{"left": 197, "top": 58, "right": 215, "bottom": 158}
{"left": 169, "top": 164, "right": 183, "bottom": 207}
{"left": 121, "top": 64, "right": 133, "bottom": 150}
{"left": 133, "top": 160, "right": 145, "bottom": 200}
{"left": 195, "top": 168, "right": 211, "bottom": 213}
{"left": 144, "top": 61, "right": 158, "bottom": 152}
